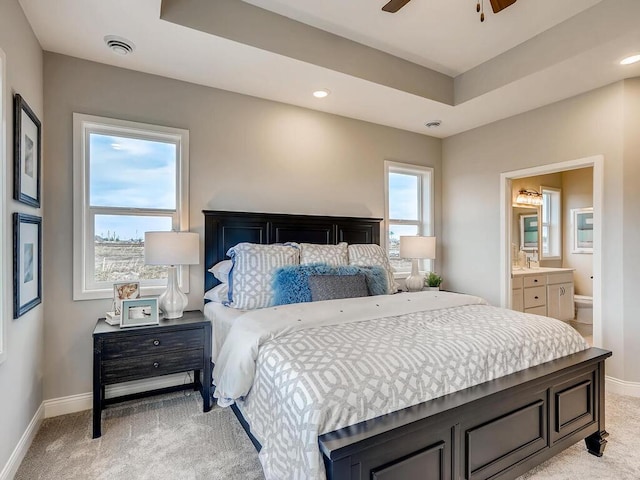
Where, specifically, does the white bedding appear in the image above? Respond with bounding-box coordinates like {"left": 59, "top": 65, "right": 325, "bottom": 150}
{"left": 203, "top": 302, "right": 245, "bottom": 363}
{"left": 213, "top": 291, "right": 589, "bottom": 480}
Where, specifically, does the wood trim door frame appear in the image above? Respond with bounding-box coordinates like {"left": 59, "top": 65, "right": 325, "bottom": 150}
{"left": 499, "top": 155, "right": 603, "bottom": 347}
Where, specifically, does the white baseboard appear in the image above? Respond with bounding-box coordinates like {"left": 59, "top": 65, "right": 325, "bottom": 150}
{"left": 606, "top": 375, "right": 640, "bottom": 397}
{"left": 43, "top": 392, "right": 93, "bottom": 418}
{"left": 0, "top": 403, "right": 44, "bottom": 480}
{"left": 43, "top": 373, "right": 191, "bottom": 418}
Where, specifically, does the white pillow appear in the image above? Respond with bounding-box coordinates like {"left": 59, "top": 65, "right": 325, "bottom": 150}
{"left": 227, "top": 243, "right": 300, "bottom": 309}
{"left": 204, "top": 283, "right": 229, "bottom": 303}
{"left": 347, "top": 244, "right": 397, "bottom": 294}
{"left": 300, "top": 242, "right": 348, "bottom": 266}
{"left": 208, "top": 260, "right": 232, "bottom": 284}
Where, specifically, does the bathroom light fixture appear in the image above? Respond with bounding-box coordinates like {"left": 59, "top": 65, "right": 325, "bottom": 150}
{"left": 104, "top": 35, "right": 135, "bottom": 56}
{"left": 400, "top": 236, "right": 436, "bottom": 292}
{"left": 313, "top": 89, "right": 330, "bottom": 98}
{"left": 515, "top": 189, "right": 543, "bottom": 206}
{"left": 620, "top": 54, "right": 640, "bottom": 65}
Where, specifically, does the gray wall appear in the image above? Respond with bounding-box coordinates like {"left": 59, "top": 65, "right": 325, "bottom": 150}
{"left": 42, "top": 53, "right": 442, "bottom": 400}
{"left": 0, "top": 0, "right": 44, "bottom": 471}
{"left": 562, "top": 167, "right": 594, "bottom": 297}
{"left": 622, "top": 78, "right": 640, "bottom": 383}
{"left": 442, "top": 81, "right": 631, "bottom": 380}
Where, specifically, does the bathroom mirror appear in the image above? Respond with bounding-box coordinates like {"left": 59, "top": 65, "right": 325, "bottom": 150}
{"left": 512, "top": 206, "right": 539, "bottom": 253}
{"left": 520, "top": 213, "right": 538, "bottom": 251}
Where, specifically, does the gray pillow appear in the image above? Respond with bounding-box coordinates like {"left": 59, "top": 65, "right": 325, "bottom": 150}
{"left": 308, "top": 274, "right": 369, "bottom": 302}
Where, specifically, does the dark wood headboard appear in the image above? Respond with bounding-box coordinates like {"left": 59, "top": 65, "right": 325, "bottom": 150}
{"left": 203, "top": 210, "right": 382, "bottom": 292}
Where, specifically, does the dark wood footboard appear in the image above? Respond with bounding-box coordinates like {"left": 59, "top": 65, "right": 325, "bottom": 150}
{"left": 319, "top": 347, "right": 611, "bottom": 480}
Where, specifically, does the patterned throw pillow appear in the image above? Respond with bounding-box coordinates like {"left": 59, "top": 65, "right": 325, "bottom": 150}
{"left": 308, "top": 274, "right": 368, "bottom": 301}
{"left": 227, "top": 243, "right": 300, "bottom": 309}
{"left": 347, "top": 244, "right": 397, "bottom": 294}
{"left": 299, "top": 242, "right": 348, "bottom": 266}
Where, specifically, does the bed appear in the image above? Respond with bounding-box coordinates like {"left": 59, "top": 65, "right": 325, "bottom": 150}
{"left": 203, "top": 209, "right": 611, "bottom": 480}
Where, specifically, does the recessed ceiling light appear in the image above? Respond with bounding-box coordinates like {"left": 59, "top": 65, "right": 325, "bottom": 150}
{"left": 425, "top": 120, "right": 442, "bottom": 128}
{"left": 313, "top": 89, "right": 330, "bottom": 98}
{"left": 620, "top": 54, "right": 640, "bottom": 65}
{"left": 104, "top": 35, "right": 135, "bottom": 56}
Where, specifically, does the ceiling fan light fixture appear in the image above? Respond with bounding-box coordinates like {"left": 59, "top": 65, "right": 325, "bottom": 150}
{"left": 104, "top": 35, "right": 135, "bottom": 56}
{"left": 313, "top": 89, "right": 330, "bottom": 98}
{"left": 620, "top": 54, "right": 640, "bottom": 66}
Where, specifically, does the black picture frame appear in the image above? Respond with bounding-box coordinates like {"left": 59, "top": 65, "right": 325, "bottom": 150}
{"left": 13, "top": 213, "right": 42, "bottom": 318}
{"left": 14, "top": 94, "right": 41, "bottom": 208}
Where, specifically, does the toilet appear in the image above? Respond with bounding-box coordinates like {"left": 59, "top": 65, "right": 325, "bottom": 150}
{"left": 574, "top": 295, "right": 593, "bottom": 324}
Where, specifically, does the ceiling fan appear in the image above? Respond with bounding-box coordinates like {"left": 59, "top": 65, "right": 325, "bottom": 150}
{"left": 382, "top": 0, "right": 518, "bottom": 21}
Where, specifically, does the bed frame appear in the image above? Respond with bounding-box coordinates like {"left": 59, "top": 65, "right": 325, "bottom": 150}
{"left": 203, "top": 209, "right": 611, "bottom": 480}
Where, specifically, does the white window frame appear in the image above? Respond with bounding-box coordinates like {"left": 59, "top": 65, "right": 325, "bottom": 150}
{"left": 384, "top": 161, "right": 434, "bottom": 275}
{"left": 0, "top": 48, "right": 7, "bottom": 364}
{"left": 73, "top": 114, "right": 190, "bottom": 300}
{"left": 540, "top": 186, "right": 562, "bottom": 261}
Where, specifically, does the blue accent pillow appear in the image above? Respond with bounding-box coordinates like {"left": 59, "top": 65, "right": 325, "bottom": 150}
{"left": 272, "top": 264, "right": 388, "bottom": 305}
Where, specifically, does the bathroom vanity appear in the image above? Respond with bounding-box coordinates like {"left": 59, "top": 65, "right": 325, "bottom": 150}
{"left": 512, "top": 268, "right": 575, "bottom": 321}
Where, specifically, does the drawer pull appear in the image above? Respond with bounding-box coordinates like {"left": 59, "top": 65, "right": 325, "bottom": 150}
{"left": 534, "top": 296, "right": 539, "bottom": 299}
{"left": 153, "top": 340, "right": 160, "bottom": 346}
{"left": 534, "top": 279, "right": 538, "bottom": 283}
{"left": 153, "top": 362, "right": 160, "bottom": 368}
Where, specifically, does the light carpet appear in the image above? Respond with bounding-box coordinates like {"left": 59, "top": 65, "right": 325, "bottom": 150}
{"left": 15, "top": 391, "right": 639, "bottom": 479}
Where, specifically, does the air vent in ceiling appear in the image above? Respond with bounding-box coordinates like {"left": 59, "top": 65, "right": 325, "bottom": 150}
{"left": 425, "top": 120, "right": 442, "bottom": 129}
{"left": 104, "top": 35, "right": 135, "bottom": 56}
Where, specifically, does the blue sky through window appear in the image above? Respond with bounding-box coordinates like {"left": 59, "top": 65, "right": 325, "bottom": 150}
{"left": 389, "top": 172, "right": 419, "bottom": 220}
{"left": 89, "top": 134, "right": 176, "bottom": 209}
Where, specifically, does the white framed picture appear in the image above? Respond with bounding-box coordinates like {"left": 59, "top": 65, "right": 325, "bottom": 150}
{"left": 120, "top": 297, "right": 160, "bottom": 328}
{"left": 113, "top": 281, "right": 140, "bottom": 315}
{"left": 572, "top": 207, "right": 593, "bottom": 254}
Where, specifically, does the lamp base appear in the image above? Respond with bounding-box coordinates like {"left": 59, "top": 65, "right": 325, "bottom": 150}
{"left": 404, "top": 259, "right": 423, "bottom": 292}
{"left": 159, "top": 266, "right": 188, "bottom": 319}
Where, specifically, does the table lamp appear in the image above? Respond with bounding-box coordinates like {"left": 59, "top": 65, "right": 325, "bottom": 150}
{"left": 399, "top": 236, "right": 436, "bottom": 292}
{"left": 144, "top": 231, "right": 199, "bottom": 319}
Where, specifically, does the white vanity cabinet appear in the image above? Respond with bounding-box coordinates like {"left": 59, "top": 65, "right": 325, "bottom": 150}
{"left": 512, "top": 269, "right": 574, "bottom": 320}
{"left": 546, "top": 272, "right": 575, "bottom": 321}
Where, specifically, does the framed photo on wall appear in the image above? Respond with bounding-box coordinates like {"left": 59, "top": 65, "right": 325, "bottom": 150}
{"left": 572, "top": 207, "right": 594, "bottom": 254}
{"left": 14, "top": 94, "right": 41, "bottom": 207}
{"left": 13, "top": 213, "right": 42, "bottom": 318}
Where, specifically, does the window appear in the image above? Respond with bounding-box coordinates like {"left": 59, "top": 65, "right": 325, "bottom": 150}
{"left": 384, "top": 161, "right": 434, "bottom": 274}
{"left": 73, "top": 114, "right": 189, "bottom": 300}
{"left": 0, "top": 48, "right": 6, "bottom": 363}
{"left": 541, "top": 186, "right": 561, "bottom": 260}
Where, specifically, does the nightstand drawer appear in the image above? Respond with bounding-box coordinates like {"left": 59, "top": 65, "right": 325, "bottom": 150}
{"left": 102, "top": 329, "right": 204, "bottom": 360}
{"left": 102, "top": 348, "right": 204, "bottom": 384}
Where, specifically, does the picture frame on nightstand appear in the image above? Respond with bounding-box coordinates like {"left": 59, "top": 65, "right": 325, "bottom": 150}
{"left": 120, "top": 297, "right": 159, "bottom": 328}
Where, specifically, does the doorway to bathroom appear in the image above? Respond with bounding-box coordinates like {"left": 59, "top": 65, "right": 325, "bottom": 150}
{"left": 499, "top": 155, "right": 603, "bottom": 347}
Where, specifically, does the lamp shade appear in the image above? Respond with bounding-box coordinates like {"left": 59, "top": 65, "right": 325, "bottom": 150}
{"left": 144, "top": 231, "right": 199, "bottom": 266}
{"left": 399, "top": 236, "right": 436, "bottom": 259}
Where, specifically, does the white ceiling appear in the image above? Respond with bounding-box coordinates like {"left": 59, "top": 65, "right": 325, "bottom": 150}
{"left": 243, "top": 0, "right": 601, "bottom": 76}
{"left": 17, "top": 0, "right": 640, "bottom": 138}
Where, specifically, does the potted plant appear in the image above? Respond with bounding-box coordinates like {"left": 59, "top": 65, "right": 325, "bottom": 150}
{"left": 424, "top": 272, "right": 442, "bottom": 291}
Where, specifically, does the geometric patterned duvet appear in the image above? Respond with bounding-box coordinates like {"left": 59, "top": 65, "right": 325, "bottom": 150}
{"left": 224, "top": 298, "right": 589, "bottom": 479}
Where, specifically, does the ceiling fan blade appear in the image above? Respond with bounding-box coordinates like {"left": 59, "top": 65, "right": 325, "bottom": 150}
{"left": 489, "top": 0, "right": 517, "bottom": 14}
{"left": 382, "top": 0, "right": 412, "bottom": 13}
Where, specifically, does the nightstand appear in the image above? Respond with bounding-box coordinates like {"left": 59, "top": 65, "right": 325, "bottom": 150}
{"left": 92, "top": 311, "right": 212, "bottom": 438}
